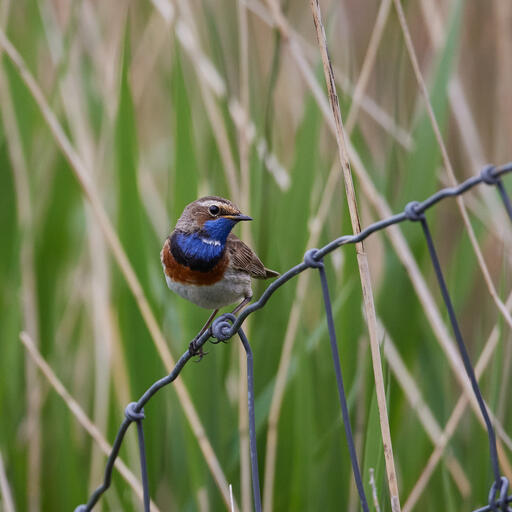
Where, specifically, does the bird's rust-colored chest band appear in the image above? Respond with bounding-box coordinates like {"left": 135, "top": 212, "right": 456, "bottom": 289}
{"left": 161, "top": 238, "right": 229, "bottom": 285}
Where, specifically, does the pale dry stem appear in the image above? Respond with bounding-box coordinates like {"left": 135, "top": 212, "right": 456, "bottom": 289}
{"left": 309, "top": 1, "right": 401, "bottom": 510}
{"left": 238, "top": 0, "right": 252, "bottom": 508}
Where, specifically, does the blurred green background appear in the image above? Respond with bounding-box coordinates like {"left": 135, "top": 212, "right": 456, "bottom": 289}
{"left": 0, "top": 0, "right": 511, "bottom": 511}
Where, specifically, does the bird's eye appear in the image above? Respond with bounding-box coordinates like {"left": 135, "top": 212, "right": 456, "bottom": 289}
{"left": 209, "top": 205, "right": 220, "bottom": 216}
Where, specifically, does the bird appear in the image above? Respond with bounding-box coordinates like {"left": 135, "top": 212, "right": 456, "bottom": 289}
{"left": 161, "top": 196, "right": 279, "bottom": 354}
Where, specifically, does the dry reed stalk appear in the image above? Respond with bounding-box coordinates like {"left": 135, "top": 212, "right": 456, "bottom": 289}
{"left": 393, "top": 0, "right": 512, "bottom": 332}
{"left": 238, "top": 0, "right": 252, "bottom": 508}
{"left": 403, "top": 289, "right": 512, "bottom": 510}
{"left": 309, "top": 1, "right": 401, "bottom": 510}
{"left": 342, "top": 16, "right": 414, "bottom": 503}
{"left": 19, "top": 332, "right": 160, "bottom": 511}
{"left": 0, "top": 46, "right": 41, "bottom": 512}
{"left": 0, "top": 30, "right": 236, "bottom": 510}
{"left": 0, "top": 452, "right": 15, "bottom": 512}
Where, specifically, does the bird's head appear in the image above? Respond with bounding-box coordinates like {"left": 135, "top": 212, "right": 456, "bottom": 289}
{"left": 175, "top": 196, "right": 252, "bottom": 243}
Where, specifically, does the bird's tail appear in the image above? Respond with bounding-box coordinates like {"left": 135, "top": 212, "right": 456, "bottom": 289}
{"left": 264, "top": 268, "right": 279, "bottom": 279}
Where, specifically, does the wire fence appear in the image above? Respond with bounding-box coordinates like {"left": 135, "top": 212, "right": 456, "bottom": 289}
{"left": 74, "top": 162, "right": 512, "bottom": 512}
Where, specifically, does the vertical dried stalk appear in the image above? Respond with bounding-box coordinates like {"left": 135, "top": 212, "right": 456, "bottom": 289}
{"left": 309, "top": 1, "right": 401, "bottom": 511}
{"left": 238, "top": 0, "right": 252, "bottom": 509}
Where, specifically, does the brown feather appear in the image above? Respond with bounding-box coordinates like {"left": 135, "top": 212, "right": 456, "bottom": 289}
{"left": 227, "top": 233, "right": 279, "bottom": 280}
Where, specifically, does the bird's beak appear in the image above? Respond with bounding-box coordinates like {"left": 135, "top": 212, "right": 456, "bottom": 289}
{"left": 224, "top": 214, "right": 253, "bottom": 222}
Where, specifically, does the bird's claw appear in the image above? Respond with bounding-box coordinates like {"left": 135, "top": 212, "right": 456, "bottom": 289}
{"left": 189, "top": 339, "right": 208, "bottom": 362}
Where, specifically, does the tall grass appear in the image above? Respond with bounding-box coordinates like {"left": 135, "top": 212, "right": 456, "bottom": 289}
{"left": 0, "top": 1, "right": 511, "bottom": 511}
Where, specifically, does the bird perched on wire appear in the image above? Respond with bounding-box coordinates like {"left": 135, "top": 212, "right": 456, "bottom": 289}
{"left": 161, "top": 196, "right": 279, "bottom": 354}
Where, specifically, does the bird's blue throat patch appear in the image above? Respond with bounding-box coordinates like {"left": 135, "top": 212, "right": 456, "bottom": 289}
{"left": 203, "top": 217, "right": 237, "bottom": 242}
{"left": 171, "top": 218, "right": 237, "bottom": 271}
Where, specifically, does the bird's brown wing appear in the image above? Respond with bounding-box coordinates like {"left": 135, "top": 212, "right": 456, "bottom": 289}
{"left": 227, "top": 233, "right": 279, "bottom": 280}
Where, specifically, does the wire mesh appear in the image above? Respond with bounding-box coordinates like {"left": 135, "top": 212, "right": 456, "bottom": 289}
{"left": 74, "top": 162, "right": 512, "bottom": 512}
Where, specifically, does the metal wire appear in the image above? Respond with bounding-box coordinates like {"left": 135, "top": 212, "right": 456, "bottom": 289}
{"left": 315, "top": 252, "right": 370, "bottom": 512}
{"left": 74, "top": 162, "right": 512, "bottom": 512}
{"left": 238, "top": 327, "right": 262, "bottom": 512}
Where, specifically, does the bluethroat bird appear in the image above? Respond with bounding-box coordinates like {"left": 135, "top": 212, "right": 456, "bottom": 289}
{"left": 161, "top": 196, "right": 278, "bottom": 355}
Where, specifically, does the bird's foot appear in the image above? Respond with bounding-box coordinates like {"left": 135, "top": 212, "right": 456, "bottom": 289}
{"left": 188, "top": 339, "right": 208, "bottom": 362}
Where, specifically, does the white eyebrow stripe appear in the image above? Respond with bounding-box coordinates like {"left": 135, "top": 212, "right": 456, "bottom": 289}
{"left": 196, "top": 199, "right": 237, "bottom": 212}
{"left": 201, "top": 238, "right": 221, "bottom": 246}
{"left": 197, "top": 200, "right": 229, "bottom": 208}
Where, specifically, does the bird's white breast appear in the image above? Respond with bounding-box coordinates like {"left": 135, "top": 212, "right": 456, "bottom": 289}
{"left": 164, "top": 267, "right": 252, "bottom": 309}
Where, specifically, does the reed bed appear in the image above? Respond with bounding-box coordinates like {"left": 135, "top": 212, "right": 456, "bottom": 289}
{"left": 0, "top": 0, "right": 511, "bottom": 511}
